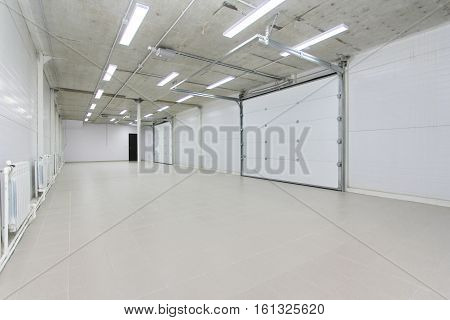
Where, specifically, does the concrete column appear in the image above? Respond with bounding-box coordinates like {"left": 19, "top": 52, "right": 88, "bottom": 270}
{"left": 37, "top": 53, "right": 44, "bottom": 158}
{"left": 136, "top": 99, "right": 142, "bottom": 163}
{"left": 50, "top": 89, "right": 56, "bottom": 155}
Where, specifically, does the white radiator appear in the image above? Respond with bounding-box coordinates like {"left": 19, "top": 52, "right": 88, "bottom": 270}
{"left": 38, "top": 155, "right": 56, "bottom": 190}
{"left": 38, "top": 156, "right": 48, "bottom": 190}
{"left": 5, "top": 161, "right": 31, "bottom": 233}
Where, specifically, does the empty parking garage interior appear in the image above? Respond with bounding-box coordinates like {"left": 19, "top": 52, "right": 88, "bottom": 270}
{"left": 1, "top": 0, "right": 450, "bottom": 306}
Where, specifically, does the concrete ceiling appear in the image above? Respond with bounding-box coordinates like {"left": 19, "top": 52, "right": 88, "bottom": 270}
{"left": 21, "top": 0, "right": 450, "bottom": 124}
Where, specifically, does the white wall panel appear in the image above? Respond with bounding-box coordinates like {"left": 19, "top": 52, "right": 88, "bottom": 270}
{"left": 0, "top": 1, "right": 38, "bottom": 165}
{"left": 348, "top": 22, "right": 450, "bottom": 201}
{"left": 63, "top": 121, "right": 137, "bottom": 162}
{"left": 154, "top": 122, "right": 173, "bottom": 165}
{"left": 243, "top": 76, "right": 340, "bottom": 189}
{"left": 201, "top": 99, "right": 240, "bottom": 174}
{"left": 173, "top": 108, "right": 201, "bottom": 168}
{"left": 141, "top": 126, "right": 154, "bottom": 161}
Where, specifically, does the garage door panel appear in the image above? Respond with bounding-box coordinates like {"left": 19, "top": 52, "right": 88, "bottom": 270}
{"left": 244, "top": 158, "right": 339, "bottom": 188}
{"left": 267, "top": 139, "right": 338, "bottom": 162}
{"left": 242, "top": 76, "right": 341, "bottom": 189}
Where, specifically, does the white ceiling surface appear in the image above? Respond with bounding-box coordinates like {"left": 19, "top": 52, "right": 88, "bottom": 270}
{"left": 21, "top": 0, "right": 450, "bottom": 123}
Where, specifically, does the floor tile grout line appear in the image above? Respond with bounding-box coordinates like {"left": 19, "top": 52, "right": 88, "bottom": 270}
{"left": 267, "top": 181, "right": 448, "bottom": 300}
{"left": 3, "top": 170, "right": 198, "bottom": 300}
{"left": 139, "top": 219, "right": 351, "bottom": 299}
{"left": 67, "top": 191, "right": 72, "bottom": 300}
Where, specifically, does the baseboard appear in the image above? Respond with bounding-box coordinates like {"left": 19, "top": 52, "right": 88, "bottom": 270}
{"left": 65, "top": 160, "right": 129, "bottom": 163}
{"left": 347, "top": 187, "right": 450, "bottom": 208}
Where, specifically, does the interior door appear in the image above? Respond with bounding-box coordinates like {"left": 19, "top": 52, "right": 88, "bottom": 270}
{"left": 128, "top": 133, "right": 137, "bottom": 161}
{"left": 242, "top": 75, "right": 342, "bottom": 189}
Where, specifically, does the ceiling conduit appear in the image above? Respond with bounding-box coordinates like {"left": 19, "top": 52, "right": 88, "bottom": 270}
{"left": 95, "top": 0, "right": 198, "bottom": 120}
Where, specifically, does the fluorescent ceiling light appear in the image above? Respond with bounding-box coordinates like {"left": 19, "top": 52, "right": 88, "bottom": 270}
{"left": 84, "top": 118, "right": 89, "bottom": 122}
{"left": 157, "top": 106, "right": 169, "bottom": 112}
{"left": 129, "top": 122, "right": 134, "bottom": 125}
{"left": 90, "top": 104, "right": 96, "bottom": 110}
{"left": 124, "top": 115, "right": 130, "bottom": 119}
{"left": 144, "top": 113, "right": 153, "bottom": 118}
{"left": 223, "top": 0, "right": 287, "bottom": 38}
{"left": 87, "top": 112, "right": 92, "bottom": 117}
{"left": 120, "top": 109, "right": 127, "bottom": 115}
{"left": 228, "top": 35, "right": 258, "bottom": 55}
{"left": 114, "top": 121, "right": 119, "bottom": 124}
{"left": 103, "top": 64, "right": 117, "bottom": 81}
{"left": 170, "top": 79, "right": 186, "bottom": 90}
{"left": 206, "top": 76, "right": 235, "bottom": 90}
{"left": 157, "top": 72, "right": 179, "bottom": 87}
{"left": 110, "top": 118, "right": 116, "bottom": 122}
{"left": 119, "top": 3, "right": 149, "bottom": 46}
{"left": 177, "top": 95, "right": 193, "bottom": 103}
{"left": 95, "top": 89, "right": 104, "bottom": 99}
{"left": 280, "top": 24, "right": 349, "bottom": 57}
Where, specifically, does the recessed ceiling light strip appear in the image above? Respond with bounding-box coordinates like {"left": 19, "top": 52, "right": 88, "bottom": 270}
{"left": 206, "top": 76, "right": 235, "bottom": 90}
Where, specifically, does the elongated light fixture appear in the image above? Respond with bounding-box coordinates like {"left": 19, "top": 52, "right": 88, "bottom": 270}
{"left": 144, "top": 113, "right": 153, "bottom": 118}
{"left": 176, "top": 95, "right": 193, "bottom": 103}
{"left": 84, "top": 118, "right": 89, "bottom": 122}
{"left": 223, "top": 0, "right": 287, "bottom": 38}
{"left": 120, "top": 3, "right": 149, "bottom": 46}
{"left": 206, "top": 76, "right": 235, "bottom": 90}
{"left": 157, "top": 106, "right": 169, "bottom": 112}
{"left": 170, "top": 79, "right": 186, "bottom": 90}
{"left": 87, "top": 112, "right": 92, "bottom": 117}
{"left": 90, "top": 103, "right": 96, "bottom": 110}
{"left": 103, "top": 64, "right": 117, "bottom": 81}
{"left": 280, "top": 24, "right": 349, "bottom": 57}
{"left": 227, "top": 35, "right": 258, "bottom": 55}
{"left": 157, "top": 72, "right": 179, "bottom": 87}
{"left": 110, "top": 118, "right": 116, "bottom": 122}
{"left": 120, "top": 109, "right": 127, "bottom": 115}
{"left": 95, "top": 89, "right": 104, "bottom": 99}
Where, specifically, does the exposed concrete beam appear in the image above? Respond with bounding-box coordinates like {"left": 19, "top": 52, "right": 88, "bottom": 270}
{"left": 55, "top": 87, "right": 200, "bottom": 107}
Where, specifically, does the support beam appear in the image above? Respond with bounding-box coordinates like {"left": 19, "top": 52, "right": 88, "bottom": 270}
{"left": 172, "top": 88, "right": 240, "bottom": 102}
{"left": 159, "top": 48, "right": 283, "bottom": 81}
{"left": 257, "top": 35, "right": 343, "bottom": 75}
{"left": 50, "top": 89, "right": 56, "bottom": 155}
{"left": 136, "top": 99, "right": 142, "bottom": 163}
{"left": 37, "top": 53, "right": 44, "bottom": 158}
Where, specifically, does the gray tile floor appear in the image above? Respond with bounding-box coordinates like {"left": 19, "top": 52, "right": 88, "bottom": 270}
{"left": 1, "top": 162, "right": 449, "bottom": 299}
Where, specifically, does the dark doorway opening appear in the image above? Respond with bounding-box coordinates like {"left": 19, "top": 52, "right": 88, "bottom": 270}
{"left": 128, "top": 133, "right": 137, "bottom": 161}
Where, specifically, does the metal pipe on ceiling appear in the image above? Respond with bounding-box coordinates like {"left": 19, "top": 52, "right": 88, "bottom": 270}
{"left": 236, "top": 0, "right": 256, "bottom": 8}
{"left": 95, "top": 0, "right": 198, "bottom": 121}
{"left": 86, "top": 0, "right": 134, "bottom": 117}
{"left": 56, "top": 87, "right": 200, "bottom": 106}
{"left": 172, "top": 88, "right": 240, "bottom": 102}
{"left": 156, "top": 47, "right": 283, "bottom": 81}
{"left": 115, "top": 68, "right": 241, "bottom": 92}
